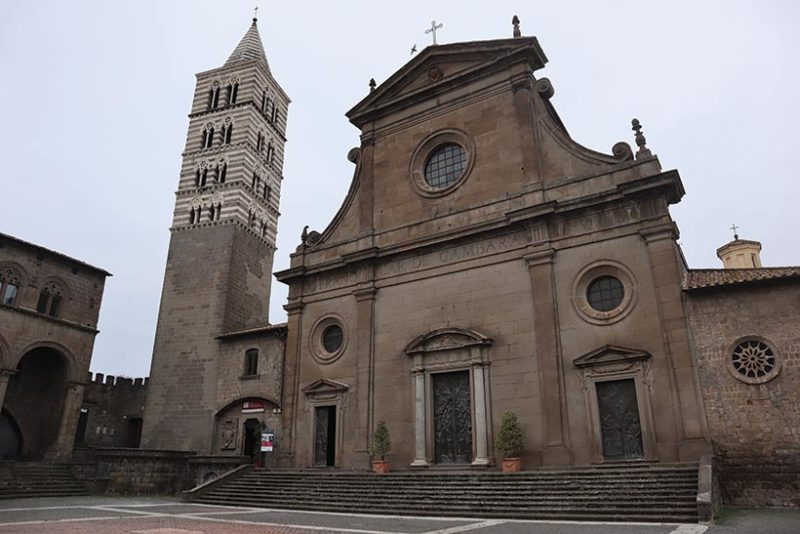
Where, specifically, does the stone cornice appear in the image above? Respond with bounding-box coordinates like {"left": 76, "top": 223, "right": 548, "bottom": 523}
{"left": 170, "top": 218, "right": 278, "bottom": 249}
{"left": 0, "top": 303, "right": 99, "bottom": 334}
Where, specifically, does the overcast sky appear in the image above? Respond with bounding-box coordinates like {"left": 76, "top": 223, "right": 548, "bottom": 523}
{"left": 1, "top": 1, "right": 798, "bottom": 378}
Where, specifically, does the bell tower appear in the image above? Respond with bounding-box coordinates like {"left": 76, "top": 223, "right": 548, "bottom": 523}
{"left": 141, "top": 17, "right": 290, "bottom": 452}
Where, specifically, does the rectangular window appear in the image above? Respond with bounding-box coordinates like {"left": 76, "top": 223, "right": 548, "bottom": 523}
{"left": 2, "top": 284, "right": 17, "bottom": 306}
{"left": 244, "top": 349, "right": 259, "bottom": 376}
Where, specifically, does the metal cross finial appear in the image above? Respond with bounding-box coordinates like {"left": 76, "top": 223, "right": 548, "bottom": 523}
{"left": 253, "top": 6, "right": 258, "bottom": 22}
{"left": 730, "top": 223, "right": 740, "bottom": 240}
{"left": 425, "top": 20, "right": 444, "bottom": 45}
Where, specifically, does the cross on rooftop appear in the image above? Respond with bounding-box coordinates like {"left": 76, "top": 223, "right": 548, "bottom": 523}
{"left": 254, "top": 6, "right": 258, "bottom": 21}
{"left": 425, "top": 20, "right": 443, "bottom": 45}
{"left": 730, "top": 223, "right": 740, "bottom": 239}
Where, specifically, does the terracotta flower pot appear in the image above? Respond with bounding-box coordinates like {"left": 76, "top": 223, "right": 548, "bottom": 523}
{"left": 372, "top": 460, "right": 390, "bottom": 473}
{"left": 501, "top": 457, "right": 521, "bottom": 473}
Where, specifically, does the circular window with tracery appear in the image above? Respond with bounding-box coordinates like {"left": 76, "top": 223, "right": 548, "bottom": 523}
{"left": 424, "top": 144, "right": 467, "bottom": 189}
{"left": 728, "top": 337, "right": 781, "bottom": 384}
{"left": 586, "top": 276, "right": 625, "bottom": 312}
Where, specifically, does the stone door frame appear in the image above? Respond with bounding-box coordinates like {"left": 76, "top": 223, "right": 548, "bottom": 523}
{"left": 574, "top": 345, "right": 658, "bottom": 463}
{"left": 302, "top": 379, "right": 349, "bottom": 468}
{"left": 405, "top": 328, "right": 493, "bottom": 468}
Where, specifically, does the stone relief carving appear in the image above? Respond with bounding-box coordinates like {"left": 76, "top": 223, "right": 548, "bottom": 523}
{"left": 220, "top": 418, "right": 238, "bottom": 450}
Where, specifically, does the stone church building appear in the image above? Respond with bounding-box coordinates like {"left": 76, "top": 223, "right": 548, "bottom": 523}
{"left": 134, "top": 17, "right": 799, "bottom": 504}
{"left": 2, "top": 16, "right": 795, "bottom": 507}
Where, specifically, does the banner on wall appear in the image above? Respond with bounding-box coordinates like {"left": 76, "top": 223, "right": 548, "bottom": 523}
{"left": 242, "top": 400, "right": 265, "bottom": 413}
{"left": 261, "top": 431, "right": 274, "bottom": 452}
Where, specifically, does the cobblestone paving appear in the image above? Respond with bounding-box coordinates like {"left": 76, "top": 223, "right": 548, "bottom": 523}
{"left": 0, "top": 497, "right": 796, "bottom": 534}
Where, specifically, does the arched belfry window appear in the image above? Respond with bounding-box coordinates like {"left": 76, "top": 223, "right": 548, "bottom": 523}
{"left": 189, "top": 207, "right": 196, "bottom": 224}
{"left": 218, "top": 161, "right": 227, "bottom": 183}
{"left": 226, "top": 80, "right": 239, "bottom": 106}
{"left": 36, "top": 281, "right": 64, "bottom": 318}
{"left": 256, "top": 131, "right": 264, "bottom": 152}
{"left": 261, "top": 91, "right": 270, "bottom": 114}
{"left": 208, "top": 82, "right": 221, "bottom": 110}
{"left": 266, "top": 142, "right": 274, "bottom": 164}
{"left": 201, "top": 123, "right": 214, "bottom": 149}
{"left": 221, "top": 118, "right": 233, "bottom": 145}
{"left": 0, "top": 265, "right": 22, "bottom": 307}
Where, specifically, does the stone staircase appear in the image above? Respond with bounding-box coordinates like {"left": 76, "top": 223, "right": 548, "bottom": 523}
{"left": 193, "top": 463, "right": 700, "bottom": 523}
{"left": 0, "top": 462, "right": 88, "bottom": 499}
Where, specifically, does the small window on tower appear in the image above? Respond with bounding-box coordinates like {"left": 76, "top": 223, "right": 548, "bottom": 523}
{"left": 219, "top": 163, "right": 227, "bottom": 183}
{"left": 208, "top": 205, "right": 215, "bottom": 221}
{"left": 231, "top": 82, "right": 239, "bottom": 104}
{"left": 244, "top": 349, "right": 259, "bottom": 377}
{"left": 189, "top": 208, "right": 195, "bottom": 224}
{"left": 224, "top": 124, "right": 232, "bottom": 144}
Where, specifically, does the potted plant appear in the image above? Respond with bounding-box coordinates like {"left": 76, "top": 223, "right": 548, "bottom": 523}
{"left": 371, "top": 420, "right": 391, "bottom": 473}
{"left": 496, "top": 411, "right": 525, "bottom": 473}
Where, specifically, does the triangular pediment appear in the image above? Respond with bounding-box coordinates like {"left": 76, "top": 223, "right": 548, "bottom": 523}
{"left": 573, "top": 345, "right": 652, "bottom": 368}
{"left": 303, "top": 378, "right": 350, "bottom": 397}
{"left": 347, "top": 37, "right": 547, "bottom": 127}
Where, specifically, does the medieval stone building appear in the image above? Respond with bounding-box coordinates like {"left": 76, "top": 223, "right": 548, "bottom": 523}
{"left": 0, "top": 232, "right": 109, "bottom": 461}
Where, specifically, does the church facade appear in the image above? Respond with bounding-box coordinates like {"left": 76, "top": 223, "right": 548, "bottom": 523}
{"left": 136, "top": 18, "right": 799, "bottom": 505}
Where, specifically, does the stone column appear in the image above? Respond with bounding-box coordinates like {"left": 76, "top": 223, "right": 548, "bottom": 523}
{"left": 281, "top": 301, "right": 305, "bottom": 467}
{"left": 410, "top": 367, "right": 428, "bottom": 467}
{"left": 640, "top": 226, "right": 710, "bottom": 459}
{"left": 48, "top": 382, "right": 85, "bottom": 461}
{"left": 353, "top": 284, "right": 377, "bottom": 468}
{"left": 0, "top": 370, "right": 14, "bottom": 412}
{"left": 525, "top": 249, "right": 571, "bottom": 465}
{"left": 471, "top": 362, "right": 491, "bottom": 466}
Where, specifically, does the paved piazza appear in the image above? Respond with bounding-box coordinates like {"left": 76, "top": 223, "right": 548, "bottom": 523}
{"left": 0, "top": 497, "right": 798, "bottom": 534}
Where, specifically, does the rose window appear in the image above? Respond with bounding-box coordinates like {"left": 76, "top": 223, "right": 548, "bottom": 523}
{"left": 729, "top": 338, "right": 780, "bottom": 384}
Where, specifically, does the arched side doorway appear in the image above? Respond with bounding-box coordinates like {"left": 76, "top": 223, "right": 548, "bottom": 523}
{"left": 5, "top": 347, "right": 70, "bottom": 460}
{"left": 0, "top": 409, "right": 23, "bottom": 460}
{"left": 213, "top": 397, "right": 281, "bottom": 467}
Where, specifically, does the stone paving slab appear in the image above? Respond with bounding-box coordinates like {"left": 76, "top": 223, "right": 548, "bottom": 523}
{"left": 0, "top": 505, "right": 142, "bottom": 524}
{"left": 0, "top": 516, "right": 323, "bottom": 534}
{"left": 115, "top": 503, "right": 249, "bottom": 515}
{"left": 198, "top": 509, "right": 476, "bottom": 532}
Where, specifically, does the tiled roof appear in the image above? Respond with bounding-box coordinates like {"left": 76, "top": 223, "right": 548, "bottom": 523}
{"left": 217, "top": 323, "right": 287, "bottom": 339}
{"left": 683, "top": 267, "right": 800, "bottom": 290}
{"left": 225, "top": 19, "right": 269, "bottom": 69}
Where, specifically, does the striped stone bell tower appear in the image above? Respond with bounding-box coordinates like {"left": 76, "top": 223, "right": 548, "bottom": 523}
{"left": 141, "top": 17, "right": 290, "bottom": 452}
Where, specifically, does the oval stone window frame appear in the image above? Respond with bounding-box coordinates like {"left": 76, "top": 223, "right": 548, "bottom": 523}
{"left": 727, "top": 335, "right": 781, "bottom": 385}
{"left": 309, "top": 315, "right": 347, "bottom": 365}
{"left": 410, "top": 129, "right": 475, "bottom": 198}
{"left": 572, "top": 261, "right": 638, "bottom": 325}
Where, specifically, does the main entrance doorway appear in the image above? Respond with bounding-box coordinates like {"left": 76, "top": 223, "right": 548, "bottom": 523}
{"left": 313, "top": 406, "right": 336, "bottom": 467}
{"left": 433, "top": 371, "right": 472, "bottom": 464}
{"left": 596, "top": 379, "right": 644, "bottom": 460}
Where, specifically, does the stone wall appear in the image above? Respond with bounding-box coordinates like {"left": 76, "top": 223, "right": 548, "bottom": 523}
{"left": 72, "top": 448, "right": 247, "bottom": 495}
{"left": 685, "top": 280, "right": 800, "bottom": 506}
{"left": 80, "top": 372, "right": 147, "bottom": 448}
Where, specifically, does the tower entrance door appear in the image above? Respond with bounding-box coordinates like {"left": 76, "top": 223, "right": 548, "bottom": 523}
{"left": 313, "top": 406, "right": 336, "bottom": 467}
{"left": 596, "top": 379, "right": 644, "bottom": 460}
{"left": 433, "top": 371, "right": 472, "bottom": 464}
{"left": 242, "top": 418, "right": 262, "bottom": 464}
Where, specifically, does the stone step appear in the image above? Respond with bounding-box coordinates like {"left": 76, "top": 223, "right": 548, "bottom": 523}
{"left": 0, "top": 462, "right": 87, "bottom": 499}
{"left": 192, "top": 464, "right": 700, "bottom": 523}
{"left": 196, "top": 495, "right": 698, "bottom": 522}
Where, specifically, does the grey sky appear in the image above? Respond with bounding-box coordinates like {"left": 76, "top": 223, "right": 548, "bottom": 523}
{"left": 1, "top": 1, "right": 798, "bottom": 378}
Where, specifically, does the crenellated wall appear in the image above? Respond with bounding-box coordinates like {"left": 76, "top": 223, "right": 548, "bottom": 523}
{"left": 79, "top": 372, "right": 147, "bottom": 449}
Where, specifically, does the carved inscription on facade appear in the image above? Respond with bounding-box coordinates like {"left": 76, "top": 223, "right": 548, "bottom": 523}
{"left": 381, "top": 230, "right": 531, "bottom": 279}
